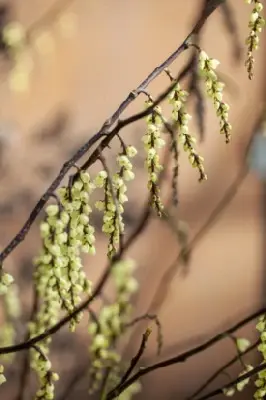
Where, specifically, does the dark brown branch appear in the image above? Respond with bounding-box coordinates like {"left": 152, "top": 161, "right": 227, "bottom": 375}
{"left": 105, "top": 306, "right": 266, "bottom": 399}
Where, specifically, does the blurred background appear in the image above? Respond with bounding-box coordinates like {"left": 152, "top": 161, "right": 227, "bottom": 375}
{"left": 0, "top": 0, "right": 265, "bottom": 399}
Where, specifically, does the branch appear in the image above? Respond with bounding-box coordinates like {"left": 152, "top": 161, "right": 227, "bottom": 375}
{"left": 105, "top": 306, "right": 266, "bottom": 399}
{"left": 0, "top": 0, "right": 224, "bottom": 266}
{"left": 107, "top": 328, "right": 151, "bottom": 400}
{"left": 195, "top": 362, "right": 266, "bottom": 400}
{"left": 188, "top": 338, "right": 260, "bottom": 399}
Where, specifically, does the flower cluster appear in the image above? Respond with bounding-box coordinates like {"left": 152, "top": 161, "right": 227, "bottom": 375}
{"left": 30, "top": 351, "right": 59, "bottom": 400}
{"left": 198, "top": 51, "right": 232, "bottom": 144}
{"left": 245, "top": 0, "right": 265, "bottom": 80}
{"left": 29, "top": 171, "right": 95, "bottom": 399}
{"left": 88, "top": 259, "right": 139, "bottom": 393}
{"left": 168, "top": 84, "right": 207, "bottom": 181}
{"left": 33, "top": 172, "right": 94, "bottom": 330}
{"left": 143, "top": 101, "right": 165, "bottom": 215}
{"left": 95, "top": 146, "right": 137, "bottom": 258}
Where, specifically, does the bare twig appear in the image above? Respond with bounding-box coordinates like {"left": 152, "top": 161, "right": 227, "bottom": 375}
{"left": 107, "top": 328, "right": 151, "bottom": 400}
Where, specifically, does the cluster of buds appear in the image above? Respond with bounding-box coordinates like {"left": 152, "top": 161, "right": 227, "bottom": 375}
{"left": 143, "top": 101, "right": 165, "bottom": 216}
{"left": 198, "top": 51, "right": 232, "bottom": 144}
{"left": 33, "top": 171, "right": 94, "bottom": 327}
{"left": 30, "top": 351, "right": 59, "bottom": 400}
{"left": 168, "top": 84, "right": 207, "bottom": 181}
{"left": 88, "top": 259, "right": 138, "bottom": 393}
{"left": 95, "top": 146, "right": 137, "bottom": 258}
{"left": 30, "top": 171, "right": 95, "bottom": 399}
{"left": 245, "top": 0, "right": 265, "bottom": 79}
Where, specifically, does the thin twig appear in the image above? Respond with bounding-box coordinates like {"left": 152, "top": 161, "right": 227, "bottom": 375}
{"left": 195, "top": 362, "right": 266, "bottom": 400}
{"left": 107, "top": 328, "right": 151, "bottom": 400}
{"left": 188, "top": 338, "right": 260, "bottom": 399}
